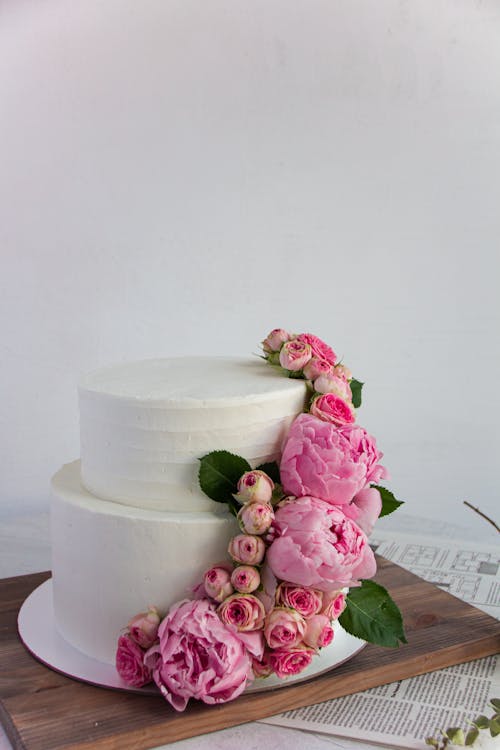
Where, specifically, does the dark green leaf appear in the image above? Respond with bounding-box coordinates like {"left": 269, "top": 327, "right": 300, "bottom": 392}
{"left": 350, "top": 378, "right": 364, "bottom": 408}
{"left": 491, "top": 699, "right": 500, "bottom": 710}
{"left": 474, "top": 716, "right": 489, "bottom": 730}
{"left": 372, "top": 485, "right": 405, "bottom": 517}
{"left": 490, "top": 717, "right": 500, "bottom": 738}
{"left": 198, "top": 451, "right": 251, "bottom": 504}
{"left": 255, "top": 461, "right": 281, "bottom": 485}
{"left": 339, "top": 580, "right": 407, "bottom": 647}
{"left": 465, "top": 728, "right": 479, "bottom": 746}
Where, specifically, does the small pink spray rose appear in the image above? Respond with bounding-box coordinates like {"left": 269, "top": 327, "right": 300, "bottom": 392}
{"left": 303, "top": 614, "right": 334, "bottom": 649}
{"left": 235, "top": 470, "right": 274, "bottom": 505}
{"left": 203, "top": 566, "right": 234, "bottom": 603}
{"left": 275, "top": 583, "right": 323, "bottom": 618}
{"left": 238, "top": 502, "right": 274, "bottom": 535}
{"left": 264, "top": 607, "right": 307, "bottom": 649}
{"left": 310, "top": 393, "right": 355, "bottom": 426}
{"left": 116, "top": 634, "right": 152, "bottom": 687}
{"left": 296, "top": 333, "right": 337, "bottom": 366}
{"left": 303, "top": 357, "right": 333, "bottom": 381}
{"left": 321, "top": 590, "right": 347, "bottom": 620}
{"left": 268, "top": 645, "right": 315, "bottom": 678}
{"left": 218, "top": 593, "right": 266, "bottom": 632}
{"left": 314, "top": 373, "right": 352, "bottom": 402}
{"left": 262, "top": 328, "right": 291, "bottom": 353}
{"left": 228, "top": 534, "right": 266, "bottom": 565}
{"left": 279, "top": 339, "right": 312, "bottom": 371}
{"left": 127, "top": 606, "right": 160, "bottom": 649}
{"left": 231, "top": 565, "right": 261, "bottom": 594}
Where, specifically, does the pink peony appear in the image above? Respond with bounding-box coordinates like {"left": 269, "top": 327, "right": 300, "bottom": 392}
{"left": 228, "top": 534, "right": 266, "bottom": 565}
{"left": 264, "top": 607, "right": 307, "bottom": 649}
{"left": 303, "top": 357, "right": 333, "bottom": 381}
{"left": 296, "top": 333, "right": 337, "bottom": 366}
{"left": 218, "top": 593, "right": 266, "bottom": 632}
{"left": 310, "top": 393, "right": 355, "bottom": 426}
{"left": 321, "top": 590, "right": 346, "bottom": 620}
{"left": 268, "top": 645, "right": 315, "bottom": 678}
{"left": 344, "top": 487, "right": 382, "bottom": 535}
{"left": 127, "top": 606, "right": 160, "bottom": 649}
{"left": 238, "top": 502, "right": 274, "bottom": 535}
{"left": 116, "top": 634, "right": 152, "bottom": 687}
{"left": 314, "top": 373, "right": 352, "bottom": 402}
{"left": 203, "top": 566, "right": 234, "bottom": 603}
{"left": 279, "top": 340, "right": 312, "bottom": 371}
{"left": 231, "top": 565, "right": 260, "bottom": 594}
{"left": 235, "top": 470, "right": 274, "bottom": 505}
{"left": 266, "top": 495, "right": 376, "bottom": 591}
{"left": 262, "top": 328, "right": 291, "bottom": 353}
{"left": 280, "top": 413, "right": 386, "bottom": 506}
{"left": 303, "top": 614, "right": 334, "bottom": 649}
{"left": 275, "top": 583, "right": 323, "bottom": 618}
{"left": 147, "top": 599, "right": 252, "bottom": 711}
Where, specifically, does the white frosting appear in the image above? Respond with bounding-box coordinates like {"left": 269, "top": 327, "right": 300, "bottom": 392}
{"left": 79, "top": 357, "right": 307, "bottom": 511}
{"left": 51, "top": 461, "right": 238, "bottom": 664}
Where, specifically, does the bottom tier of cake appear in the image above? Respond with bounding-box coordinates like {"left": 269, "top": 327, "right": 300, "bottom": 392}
{"left": 51, "top": 461, "right": 237, "bottom": 664}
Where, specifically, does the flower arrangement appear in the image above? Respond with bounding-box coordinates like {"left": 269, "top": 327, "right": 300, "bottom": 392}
{"left": 116, "top": 330, "right": 405, "bottom": 711}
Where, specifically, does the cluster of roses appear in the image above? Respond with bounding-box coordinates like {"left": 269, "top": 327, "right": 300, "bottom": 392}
{"left": 262, "top": 329, "right": 356, "bottom": 427}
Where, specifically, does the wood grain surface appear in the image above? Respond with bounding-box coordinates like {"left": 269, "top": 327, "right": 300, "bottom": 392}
{"left": 1, "top": 558, "right": 499, "bottom": 750}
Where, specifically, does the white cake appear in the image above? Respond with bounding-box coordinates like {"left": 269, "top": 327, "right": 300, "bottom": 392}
{"left": 51, "top": 357, "right": 307, "bottom": 664}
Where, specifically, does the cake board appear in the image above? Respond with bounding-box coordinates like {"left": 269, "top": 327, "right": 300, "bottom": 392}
{"left": 1, "top": 556, "right": 499, "bottom": 750}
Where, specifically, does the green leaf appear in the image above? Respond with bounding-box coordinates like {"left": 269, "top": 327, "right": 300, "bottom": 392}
{"left": 446, "top": 729, "right": 464, "bottom": 745}
{"left": 339, "top": 580, "right": 407, "bottom": 647}
{"left": 465, "top": 728, "right": 479, "bottom": 746}
{"left": 198, "top": 451, "right": 251, "bottom": 505}
{"left": 255, "top": 461, "right": 281, "bottom": 484}
{"left": 474, "top": 716, "right": 490, "bottom": 730}
{"left": 491, "top": 699, "right": 500, "bottom": 711}
{"left": 350, "top": 378, "right": 364, "bottom": 408}
{"left": 490, "top": 717, "right": 500, "bottom": 738}
{"left": 372, "top": 485, "right": 405, "bottom": 517}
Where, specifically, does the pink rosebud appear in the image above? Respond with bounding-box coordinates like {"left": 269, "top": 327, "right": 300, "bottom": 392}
{"left": 116, "top": 634, "right": 152, "bottom": 687}
{"left": 268, "top": 645, "right": 315, "bottom": 678}
{"left": 231, "top": 565, "right": 261, "bottom": 594}
{"left": 252, "top": 650, "right": 274, "bottom": 678}
{"left": 279, "top": 339, "right": 312, "bottom": 371}
{"left": 127, "top": 606, "right": 161, "bottom": 649}
{"left": 321, "top": 590, "right": 347, "bottom": 620}
{"left": 238, "top": 502, "right": 274, "bottom": 535}
{"left": 296, "top": 333, "right": 337, "bottom": 366}
{"left": 310, "top": 393, "right": 355, "bottom": 426}
{"left": 314, "top": 373, "right": 352, "bottom": 402}
{"left": 334, "top": 363, "right": 352, "bottom": 381}
{"left": 203, "top": 566, "right": 234, "bottom": 603}
{"left": 262, "top": 328, "right": 291, "bottom": 353}
{"left": 275, "top": 583, "right": 323, "bottom": 618}
{"left": 228, "top": 534, "right": 266, "bottom": 565}
{"left": 303, "top": 357, "right": 333, "bottom": 381}
{"left": 218, "top": 593, "right": 266, "bottom": 632}
{"left": 303, "top": 614, "right": 334, "bottom": 649}
{"left": 235, "top": 470, "right": 274, "bottom": 505}
{"left": 264, "top": 607, "right": 307, "bottom": 649}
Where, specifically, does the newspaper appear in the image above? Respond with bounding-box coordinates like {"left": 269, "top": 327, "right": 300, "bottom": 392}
{"left": 260, "top": 530, "right": 500, "bottom": 749}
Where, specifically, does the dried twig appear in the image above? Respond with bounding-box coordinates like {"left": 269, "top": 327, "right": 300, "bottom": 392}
{"left": 463, "top": 501, "right": 500, "bottom": 534}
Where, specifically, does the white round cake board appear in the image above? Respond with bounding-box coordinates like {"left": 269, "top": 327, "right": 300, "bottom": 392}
{"left": 18, "top": 579, "right": 366, "bottom": 695}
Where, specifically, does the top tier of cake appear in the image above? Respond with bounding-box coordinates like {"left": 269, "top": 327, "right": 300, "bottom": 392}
{"left": 79, "top": 357, "right": 307, "bottom": 511}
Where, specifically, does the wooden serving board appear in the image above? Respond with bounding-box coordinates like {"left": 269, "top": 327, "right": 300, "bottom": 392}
{"left": 1, "top": 558, "right": 499, "bottom": 750}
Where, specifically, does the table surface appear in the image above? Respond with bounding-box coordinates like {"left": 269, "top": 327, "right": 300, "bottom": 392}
{"left": 0, "top": 509, "right": 495, "bottom": 750}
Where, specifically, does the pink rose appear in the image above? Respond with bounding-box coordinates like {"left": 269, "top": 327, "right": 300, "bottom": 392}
{"left": 228, "top": 534, "right": 266, "bottom": 565}
{"left": 303, "top": 614, "right": 334, "bottom": 649}
{"left": 343, "top": 487, "right": 382, "bottom": 535}
{"left": 268, "top": 645, "right": 315, "bottom": 678}
{"left": 280, "top": 413, "right": 386, "bottom": 506}
{"left": 252, "top": 650, "right": 274, "bottom": 678}
{"left": 218, "top": 593, "right": 266, "bottom": 632}
{"left": 127, "top": 606, "right": 160, "bottom": 649}
{"left": 231, "top": 565, "right": 260, "bottom": 594}
{"left": 338, "top": 423, "right": 389, "bottom": 486}
{"left": 303, "top": 357, "right": 333, "bottom": 381}
{"left": 262, "top": 328, "right": 291, "bottom": 353}
{"left": 334, "top": 363, "right": 352, "bottom": 381}
{"left": 296, "top": 333, "right": 337, "bottom": 366}
{"left": 204, "top": 566, "right": 234, "bottom": 603}
{"left": 264, "top": 607, "right": 307, "bottom": 649}
{"left": 279, "top": 340, "right": 312, "bottom": 371}
{"left": 310, "top": 393, "right": 355, "bottom": 426}
{"left": 238, "top": 502, "right": 274, "bottom": 535}
{"left": 147, "top": 599, "right": 252, "bottom": 711}
{"left": 314, "top": 373, "right": 352, "bottom": 402}
{"left": 276, "top": 583, "right": 323, "bottom": 618}
{"left": 116, "top": 634, "right": 152, "bottom": 687}
{"left": 235, "top": 470, "right": 274, "bottom": 505}
{"left": 321, "top": 590, "right": 346, "bottom": 620}
{"left": 266, "top": 496, "right": 376, "bottom": 591}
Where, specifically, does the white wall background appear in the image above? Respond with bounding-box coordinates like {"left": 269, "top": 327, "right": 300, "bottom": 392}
{"left": 1, "top": 0, "right": 499, "bottom": 533}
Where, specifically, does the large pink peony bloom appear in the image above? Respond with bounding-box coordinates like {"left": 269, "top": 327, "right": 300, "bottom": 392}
{"left": 266, "top": 496, "right": 376, "bottom": 591}
{"left": 280, "top": 413, "right": 387, "bottom": 506}
{"left": 147, "top": 599, "right": 252, "bottom": 711}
